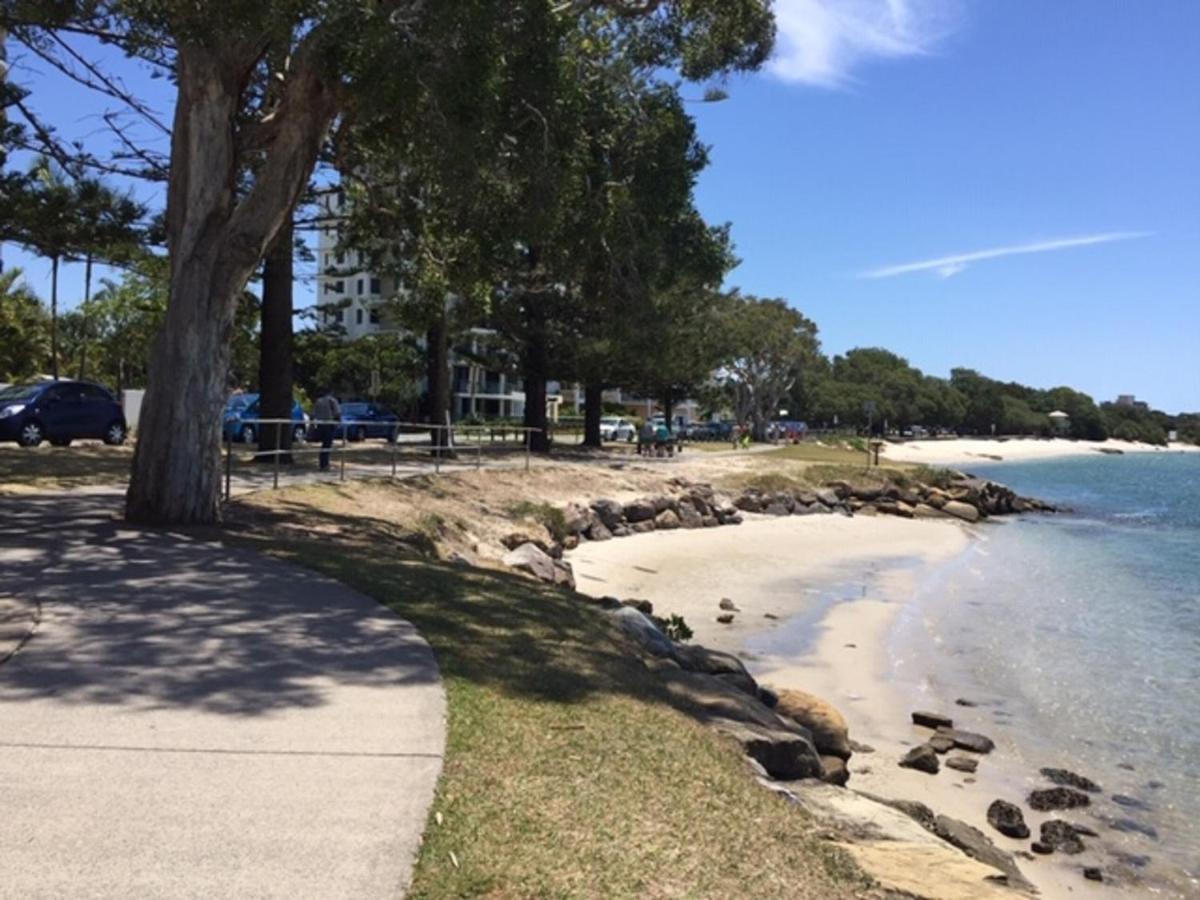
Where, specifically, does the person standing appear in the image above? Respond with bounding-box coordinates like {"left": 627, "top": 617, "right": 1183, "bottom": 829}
{"left": 313, "top": 389, "right": 342, "bottom": 471}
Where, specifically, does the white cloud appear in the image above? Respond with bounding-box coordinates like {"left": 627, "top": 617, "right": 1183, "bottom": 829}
{"left": 859, "top": 232, "right": 1152, "bottom": 279}
{"left": 768, "top": 0, "right": 963, "bottom": 87}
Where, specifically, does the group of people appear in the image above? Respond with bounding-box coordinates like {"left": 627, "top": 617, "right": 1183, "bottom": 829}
{"left": 636, "top": 420, "right": 679, "bottom": 457}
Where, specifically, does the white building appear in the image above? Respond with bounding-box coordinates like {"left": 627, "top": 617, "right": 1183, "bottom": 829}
{"left": 315, "top": 189, "right": 530, "bottom": 420}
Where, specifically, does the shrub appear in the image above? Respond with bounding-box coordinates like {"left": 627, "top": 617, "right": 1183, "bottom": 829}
{"left": 507, "top": 500, "right": 568, "bottom": 543}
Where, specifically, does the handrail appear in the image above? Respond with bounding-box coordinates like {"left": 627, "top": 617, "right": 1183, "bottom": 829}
{"left": 221, "top": 417, "right": 542, "bottom": 501}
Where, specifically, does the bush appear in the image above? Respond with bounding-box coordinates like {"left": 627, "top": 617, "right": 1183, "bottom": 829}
{"left": 507, "top": 500, "right": 568, "bottom": 542}
{"left": 653, "top": 613, "right": 693, "bottom": 642}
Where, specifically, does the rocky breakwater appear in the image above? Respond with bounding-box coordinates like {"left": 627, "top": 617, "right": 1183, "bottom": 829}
{"left": 605, "top": 606, "right": 1039, "bottom": 898}
{"left": 732, "top": 472, "right": 1056, "bottom": 524}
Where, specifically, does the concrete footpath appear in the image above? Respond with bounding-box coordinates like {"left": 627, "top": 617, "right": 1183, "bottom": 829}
{"left": 0, "top": 492, "right": 446, "bottom": 899}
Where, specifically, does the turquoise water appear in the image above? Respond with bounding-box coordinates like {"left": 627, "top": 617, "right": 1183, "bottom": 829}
{"left": 896, "top": 453, "right": 1200, "bottom": 890}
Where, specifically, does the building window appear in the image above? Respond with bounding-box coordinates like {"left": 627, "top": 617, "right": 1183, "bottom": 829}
{"left": 357, "top": 278, "right": 364, "bottom": 296}
{"left": 369, "top": 308, "right": 380, "bottom": 324}
{"left": 335, "top": 280, "right": 344, "bottom": 294}
{"left": 370, "top": 277, "right": 381, "bottom": 294}
{"left": 333, "top": 309, "right": 344, "bottom": 324}
{"left": 356, "top": 308, "right": 364, "bottom": 325}
{"left": 336, "top": 251, "right": 344, "bottom": 265}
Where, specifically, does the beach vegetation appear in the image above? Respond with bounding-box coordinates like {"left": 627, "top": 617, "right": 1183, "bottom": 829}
{"left": 655, "top": 613, "right": 694, "bottom": 642}
{"left": 507, "top": 500, "right": 569, "bottom": 543}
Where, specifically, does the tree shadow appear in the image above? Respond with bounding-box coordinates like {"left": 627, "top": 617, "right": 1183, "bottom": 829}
{"left": 0, "top": 491, "right": 438, "bottom": 718}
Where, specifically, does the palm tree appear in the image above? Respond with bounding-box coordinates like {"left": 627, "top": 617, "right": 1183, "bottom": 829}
{"left": 13, "top": 158, "right": 146, "bottom": 380}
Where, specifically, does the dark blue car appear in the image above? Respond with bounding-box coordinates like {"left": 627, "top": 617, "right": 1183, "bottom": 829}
{"left": 0, "top": 381, "right": 127, "bottom": 447}
{"left": 222, "top": 393, "right": 307, "bottom": 444}
{"left": 334, "top": 402, "right": 400, "bottom": 442}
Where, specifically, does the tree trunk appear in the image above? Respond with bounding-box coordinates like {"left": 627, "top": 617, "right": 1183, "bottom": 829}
{"left": 661, "top": 388, "right": 674, "bottom": 432}
{"left": 255, "top": 221, "right": 295, "bottom": 464}
{"left": 426, "top": 302, "right": 453, "bottom": 456}
{"left": 581, "top": 383, "right": 603, "bottom": 448}
{"left": 522, "top": 304, "right": 550, "bottom": 453}
{"left": 127, "top": 44, "right": 338, "bottom": 525}
{"left": 79, "top": 254, "right": 93, "bottom": 380}
{"left": 49, "top": 254, "right": 59, "bottom": 379}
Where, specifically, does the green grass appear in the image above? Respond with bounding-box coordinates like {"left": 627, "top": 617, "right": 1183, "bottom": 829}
{"left": 0, "top": 442, "right": 133, "bottom": 491}
{"left": 232, "top": 486, "right": 866, "bottom": 899}
{"left": 765, "top": 442, "right": 875, "bottom": 466}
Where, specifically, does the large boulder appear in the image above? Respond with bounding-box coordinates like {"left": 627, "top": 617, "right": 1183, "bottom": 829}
{"left": 561, "top": 503, "right": 592, "bottom": 536}
{"left": 1039, "top": 767, "right": 1101, "bottom": 793}
{"left": 590, "top": 498, "right": 625, "bottom": 530}
{"left": 774, "top": 688, "right": 852, "bottom": 759}
{"left": 623, "top": 499, "right": 657, "bottom": 523}
{"left": 1028, "top": 787, "right": 1090, "bottom": 811}
{"left": 677, "top": 502, "right": 704, "bottom": 529}
{"left": 1040, "top": 820, "right": 1086, "bottom": 855}
{"left": 935, "top": 726, "right": 995, "bottom": 754}
{"left": 655, "top": 509, "right": 681, "bottom": 530}
{"left": 820, "top": 755, "right": 850, "bottom": 786}
{"left": 899, "top": 743, "right": 940, "bottom": 774}
{"left": 586, "top": 520, "right": 614, "bottom": 542}
{"left": 933, "top": 816, "right": 1035, "bottom": 892}
{"left": 709, "top": 718, "right": 824, "bottom": 781}
{"left": 502, "top": 543, "right": 575, "bottom": 589}
{"left": 942, "top": 500, "right": 981, "bottom": 523}
{"left": 673, "top": 644, "right": 758, "bottom": 696}
{"left": 815, "top": 488, "right": 841, "bottom": 507}
{"left": 986, "top": 800, "right": 1029, "bottom": 839}
{"left": 608, "top": 606, "right": 674, "bottom": 658}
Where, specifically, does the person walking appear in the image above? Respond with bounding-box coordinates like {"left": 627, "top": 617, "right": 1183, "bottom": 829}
{"left": 313, "top": 389, "right": 342, "bottom": 471}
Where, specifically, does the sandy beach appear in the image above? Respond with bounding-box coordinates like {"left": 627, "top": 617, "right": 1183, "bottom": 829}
{"left": 880, "top": 436, "right": 1200, "bottom": 467}
{"left": 569, "top": 513, "right": 1150, "bottom": 899}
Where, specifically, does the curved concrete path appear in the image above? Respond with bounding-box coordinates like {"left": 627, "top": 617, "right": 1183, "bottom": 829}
{"left": 0, "top": 491, "right": 445, "bottom": 899}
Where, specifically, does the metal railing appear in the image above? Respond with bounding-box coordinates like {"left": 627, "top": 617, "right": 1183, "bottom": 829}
{"left": 222, "top": 418, "right": 541, "bottom": 501}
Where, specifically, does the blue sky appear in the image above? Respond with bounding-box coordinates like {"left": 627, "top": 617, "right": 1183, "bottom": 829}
{"left": 4, "top": 1, "right": 1198, "bottom": 411}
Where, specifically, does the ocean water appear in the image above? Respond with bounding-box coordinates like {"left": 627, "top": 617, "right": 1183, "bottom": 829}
{"left": 891, "top": 452, "right": 1200, "bottom": 891}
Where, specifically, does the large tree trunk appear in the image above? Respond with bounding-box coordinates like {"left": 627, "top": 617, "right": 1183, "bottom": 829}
{"left": 127, "top": 44, "right": 337, "bottom": 525}
{"left": 581, "top": 383, "right": 603, "bottom": 448}
{"left": 522, "top": 303, "right": 550, "bottom": 453}
{"left": 426, "top": 301, "right": 453, "bottom": 456}
{"left": 255, "top": 220, "right": 295, "bottom": 464}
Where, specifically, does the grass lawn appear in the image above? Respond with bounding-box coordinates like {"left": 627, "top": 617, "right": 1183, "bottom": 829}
{"left": 0, "top": 442, "right": 134, "bottom": 491}
{"left": 231, "top": 486, "right": 867, "bottom": 899}
{"left": 765, "top": 441, "right": 875, "bottom": 466}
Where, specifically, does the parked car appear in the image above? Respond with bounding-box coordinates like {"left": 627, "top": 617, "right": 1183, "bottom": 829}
{"left": 335, "top": 402, "right": 400, "bottom": 442}
{"left": 599, "top": 416, "right": 636, "bottom": 442}
{"left": 0, "top": 380, "right": 127, "bottom": 447}
{"left": 223, "top": 393, "right": 307, "bottom": 444}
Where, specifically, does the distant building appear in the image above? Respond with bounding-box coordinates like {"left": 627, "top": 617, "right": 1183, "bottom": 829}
{"left": 1048, "top": 410, "right": 1071, "bottom": 434}
{"left": 315, "top": 188, "right": 532, "bottom": 421}
{"left": 1115, "top": 394, "right": 1150, "bottom": 411}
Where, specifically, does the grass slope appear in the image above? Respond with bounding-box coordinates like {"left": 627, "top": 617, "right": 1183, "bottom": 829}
{"left": 233, "top": 486, "right": 867, "bottom": 899}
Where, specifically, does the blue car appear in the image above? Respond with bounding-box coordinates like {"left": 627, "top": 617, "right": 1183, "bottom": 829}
{"left": 0, "top": 380, "right": 127, "bottom": 447}
{"left": 223, "top": 393, "right": 307, "bottom": 444}
{"left": 333, "top": 401, "right": 400, "bottom": 442}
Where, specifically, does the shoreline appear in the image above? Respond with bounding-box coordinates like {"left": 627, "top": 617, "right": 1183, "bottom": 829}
{"left": 569, "top": 514, "right": 1161, "bottom": 899}
{"left": 880, "top": 436, "right": 1199, "bottom": 467}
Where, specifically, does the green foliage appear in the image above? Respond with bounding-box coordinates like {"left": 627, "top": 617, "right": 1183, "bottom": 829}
{"left": 1100, "top": 403, "right": 1168, "bottom": 445}
{"left": 652, "top": 613, "right": 694, "bottom": 643}
{"left": 506, "top": 500, "right": 568, "bottom": 543}
{"left": 294, "top": 329, "right": 421, "bottom": 412}
{"left": 0, "top": 269, "right": 51, "bottom": 381}
{"left": 718, "top": 294, "right": 821, "bottom": 439}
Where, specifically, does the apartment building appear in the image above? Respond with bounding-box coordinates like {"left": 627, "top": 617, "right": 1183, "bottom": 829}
{"left": 314, "top": 188, "right": 532, "bottom": 420}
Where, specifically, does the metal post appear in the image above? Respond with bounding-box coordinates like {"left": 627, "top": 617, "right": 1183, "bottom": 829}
{"left": 340, "top": 427, "right": 347, "bottom": 482}
{"left": 524, "top": 429, "right": 531, "bottom": 472}
{"left": 272, "top": 421, "right": 280, "bottom": 490}
{"left": 224, "top": 431, "right": 233, "bottom": 501}
{"left": 476, "top": 439, "right": 482, "bottom": 471}
{"left": 434, "top": 431, "right": 441, "bottom": 474}
{"left": 391, "top": 433, "right": 398, "bottom": 479}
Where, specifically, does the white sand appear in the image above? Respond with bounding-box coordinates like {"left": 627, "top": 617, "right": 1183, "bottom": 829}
{"left": 880, "top": 436, "right": 1198, "bottom": 467}
{"left": 570, "top": 515, "right": 1147, "bottom": 899}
